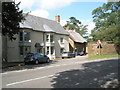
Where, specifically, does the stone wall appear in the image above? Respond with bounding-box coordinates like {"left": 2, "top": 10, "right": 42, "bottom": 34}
{"left": 88, "top": 42, "right": 118, "bottom": 56}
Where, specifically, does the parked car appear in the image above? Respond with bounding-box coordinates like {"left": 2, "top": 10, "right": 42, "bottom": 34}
{"left": 24, "top": 53, "right": 50, "bottom": 64}
{"left": 62, "top": 52, "right": 75, "bottom": 59}
{"left": 78, "top": 51, "right": 85, "bottom": 56}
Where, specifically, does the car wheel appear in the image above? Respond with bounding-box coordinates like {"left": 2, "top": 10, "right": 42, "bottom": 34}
{"left": 62, "top": 57, "right": 64, "bottom": 59}
{"left": 24, "top": 62, "right": 28, "bottom": 65}
{"left": 46, "top": 59, "right": 50, "bottom": 63}
{"left": 35, "top": 60, "right": 39, "bottom": 64}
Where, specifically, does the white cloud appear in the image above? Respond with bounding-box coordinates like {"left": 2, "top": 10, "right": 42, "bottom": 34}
{"left": 15, "top": 0, "right": 75, "bottom": 18}
{"left": 30, "top": 9, "right": 49, "bottom": 18}
{"left": 87, "top": 22, "right": 95, "bottom": 34}
{"left": 39, "top": 0, "right": 75, "bottom": 10}
{"left": 15, "top": 0, "right": 36, "bottom": 10}
{"left": 80, "top": 19, "right": 95, "bottom": 34}
{"left": 15, "top": 0, "right": 75, "bottom": 10}
{"left": 60, "top": 20, "right": 68, "bottom": 26}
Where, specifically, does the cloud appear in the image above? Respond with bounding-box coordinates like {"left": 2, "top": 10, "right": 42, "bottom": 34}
{"left": 60, "top": 20, "right": 68, "bottom": 26}
{"left": 39, "top": 0, "right": 75, "bottom": 10}
{"left": 87, "top": 22, "right": 95, "bottom": 34}
{"left": 15, "top": 0, "right": 75, "bottom": 18}
{"left": 30, "top": 9, "right": 49, "bottom": 18}
{"left": 15, "top": 0, "right": 75, "bottom": 10}
{"left": 15, "top": 0, "right": 36, "bottom": 10}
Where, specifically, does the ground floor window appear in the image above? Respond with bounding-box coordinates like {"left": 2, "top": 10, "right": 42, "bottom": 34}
{"left": 60, "top": 48, "right": 64, "bottom": 53}
{"left": 46, "top": 47, "right": 49, "bottom": 55}
{"left": 19, "top": 46, "right": 31, "bottom": 56}
{"left": 51, "top": 46, "right": 54, "bottom": 55}
{"left": 36, "top": 47, "right": 43, "bottom": 53}
{"left": 20, "top": 46, "right": 23, "bottom": 55}
{"left": 25, "top": 46, "right": 31, "bottom": 55}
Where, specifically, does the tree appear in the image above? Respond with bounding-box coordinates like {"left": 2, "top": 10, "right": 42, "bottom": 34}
{"left": 91, "top": 1, "right": 120, "bottom": 45}
{"left": 2, "top": 2, "right": 25, "bottom": 40}
{"left": 63, "top": 17, "right": 88, "bottom": 37}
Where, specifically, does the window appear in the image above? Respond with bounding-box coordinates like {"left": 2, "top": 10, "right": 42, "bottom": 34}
{"left": 60, "top": 48, "right": 64, "bottom": 53}
{"left": 51, "top": 47, "right": 54, "bottom": 55}
{"left": 19, "top": 32, "right": 30, "bottom": 41}
{"left": 20, "top": 47, "right": 23, "bottom": 55}
{"left": 60, "top": 38, "right": 63, "bottom": 43}
{"left": 50, "top": 35, "right": 54, "bottom": 42}
{"left": 46, "top": 35, "right": 49, "bottom": 42}
{"left": 19, "top": 32, "right": 23, "bottom": 41}
{"left": 47, "top": 47, "right": 49, "bottom": 55}
{"left": 25, "top": 46, "right": 31, "bottom": 55}
{"left": 24, "top": 32, "right": 30, "bottom": 41}
{"left": 36, "top": 47, "right": 42, "bottom": 53}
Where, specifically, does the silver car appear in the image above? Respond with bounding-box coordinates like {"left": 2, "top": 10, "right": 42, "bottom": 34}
{"left": 62, "top": 52, "right": 75, "bottom": 59}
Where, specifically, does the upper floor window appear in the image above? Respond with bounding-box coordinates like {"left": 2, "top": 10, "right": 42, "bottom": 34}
{"left": 24, "top": 32, "right": 30, "bottom": 41}
{"left": 60, "top": 37, "right": 64, "bottom": 43}
{"left": 50, "top": 35, "right": 54, "bottom": 42}
{"left": 46, "top": 34, "right": 54, "bottom": 42}
{"left": 46, "top": 35, "right": 49, "bottom": 42}
{"left": 19, "top": 32, "right": 23, "bottom": 41}
{"left": 19, "top": 32, "right": 30, "bottom": 42}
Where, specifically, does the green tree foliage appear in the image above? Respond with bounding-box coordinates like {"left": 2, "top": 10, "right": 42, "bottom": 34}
{"left": 2, "top": 2, "right": 25, "bottom": 40}
{"left": 91, "top": 1, "right": 120, "bottom": 45}
{"left": 63, "top": 17, "right": 88, "bottom": 37}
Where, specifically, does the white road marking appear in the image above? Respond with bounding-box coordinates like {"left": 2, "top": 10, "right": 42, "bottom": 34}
{"left": 6, "top": 74, "right": 54, "bottom": 86}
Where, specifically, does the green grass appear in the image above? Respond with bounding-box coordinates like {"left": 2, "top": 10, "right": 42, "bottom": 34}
{"left": 88, "top": 54, "right": 120, "bottom": 59}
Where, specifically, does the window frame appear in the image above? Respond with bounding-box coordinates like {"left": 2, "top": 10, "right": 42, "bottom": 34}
{"left": 60, "top": 37, "right": 64, "bottom": 43}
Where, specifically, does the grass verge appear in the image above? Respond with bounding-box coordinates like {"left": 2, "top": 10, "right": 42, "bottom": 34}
{"left": 88, "top": 54, "right": 120, "bottom": 60}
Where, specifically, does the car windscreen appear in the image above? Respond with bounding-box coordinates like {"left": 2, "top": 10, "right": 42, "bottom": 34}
{"left": 26, "top": 53, "right": 34, "bottom": 57}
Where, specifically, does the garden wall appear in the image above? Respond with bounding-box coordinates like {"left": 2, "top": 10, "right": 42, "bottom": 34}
{"left": 88, "top": 42, "right": 119, "bottom": 56}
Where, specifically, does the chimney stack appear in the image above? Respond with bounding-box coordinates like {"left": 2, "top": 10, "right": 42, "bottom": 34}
{"left": 55, "top": 15, "right": 60, "bottom": 23}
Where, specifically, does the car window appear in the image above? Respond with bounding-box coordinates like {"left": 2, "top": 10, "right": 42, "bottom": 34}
{"left": 26, "top": 53, "right": 34, "bottom": 57}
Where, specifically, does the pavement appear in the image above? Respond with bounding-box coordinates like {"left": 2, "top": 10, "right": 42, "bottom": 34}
{"left": 2, "top": 55, "right": 119, "bottom": 72}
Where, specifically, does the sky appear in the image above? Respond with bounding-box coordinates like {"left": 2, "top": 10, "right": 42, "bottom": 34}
{"left": 15, "top": 0, "right": 108, "bottom": 34}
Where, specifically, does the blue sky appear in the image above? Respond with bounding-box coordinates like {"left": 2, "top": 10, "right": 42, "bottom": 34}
{"left": 48, "top": 2, "right": 104, "bottom": 20}
{"left": 15, "top": 0, "right": 107, "bottom": 34}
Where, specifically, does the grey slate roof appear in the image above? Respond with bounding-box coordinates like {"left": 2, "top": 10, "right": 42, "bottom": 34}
{"left": 67, "top": 30, "right": 87, "bottom": 43}
{"left": 20, "top": 14, "right": 68, "bottom": 35}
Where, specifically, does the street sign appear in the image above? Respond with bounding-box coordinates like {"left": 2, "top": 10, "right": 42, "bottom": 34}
{"left": 96, "top": 40, "right": 102, "bottom": 55}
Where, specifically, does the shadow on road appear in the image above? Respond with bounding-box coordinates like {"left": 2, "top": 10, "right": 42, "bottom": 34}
{"left": 50, "top": 59, "right": 119, "bottom": 88}
{"left": 2, "top": 60, "right": 59, "bottom": 73}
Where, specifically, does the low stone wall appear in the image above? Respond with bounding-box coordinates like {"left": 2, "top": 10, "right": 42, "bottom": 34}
{"left": 88, "top": 42, "right": 119, "bottom": 56}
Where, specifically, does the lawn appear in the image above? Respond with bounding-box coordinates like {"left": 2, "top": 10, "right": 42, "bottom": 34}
{"left": 88, "top": 54, "right": 120, "bottom": 59}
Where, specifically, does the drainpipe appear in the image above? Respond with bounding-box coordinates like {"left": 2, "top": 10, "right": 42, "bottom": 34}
{"left": 43, "top": 32, "right": 45, "bottom": 56}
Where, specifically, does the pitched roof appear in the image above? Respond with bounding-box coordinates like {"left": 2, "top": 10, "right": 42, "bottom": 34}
{"left": 67, "top": 30, "right": 87, "bottom": 43}
{"left": 20, "top": 14, "right": 68, "bottom": 35}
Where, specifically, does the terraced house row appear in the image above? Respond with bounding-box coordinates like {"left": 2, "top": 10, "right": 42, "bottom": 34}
{"left": 2, "top": 14, "right": 87, "bottom": 62}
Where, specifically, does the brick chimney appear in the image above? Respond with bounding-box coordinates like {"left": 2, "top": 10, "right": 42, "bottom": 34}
{"left": 55, "top": 15, "right": 60, "bottom": 23}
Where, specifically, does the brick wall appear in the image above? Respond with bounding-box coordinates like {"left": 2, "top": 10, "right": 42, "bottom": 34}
{"left": 88, "top": 42, "right": 118, "bottom": 56}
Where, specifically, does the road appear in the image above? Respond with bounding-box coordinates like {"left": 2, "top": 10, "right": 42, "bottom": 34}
{"left": 2, "top": 56, "right": 119, "bottom": 88}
